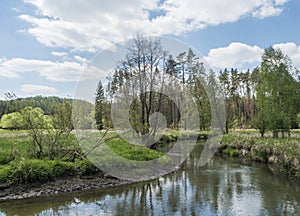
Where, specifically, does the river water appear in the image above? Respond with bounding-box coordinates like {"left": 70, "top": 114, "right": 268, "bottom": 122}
{"left": 0, "top": 142, "right": 299, "bottom": 215}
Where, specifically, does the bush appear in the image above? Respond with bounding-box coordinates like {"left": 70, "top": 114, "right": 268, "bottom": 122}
{"left": 0, "top": 165, "right": 13, "bottom": 183}
{"left": 0, "top": 159, "right": 79, "bottom": 184}
{"left": 0, "top": 158, "right": 104, "bottom": 184}
{"left": 11, "top": 159, "right": 55, "bottom": 183}
{"left": 75, "top": 159, "right": 101, "bottom": 176}
{"left": 52, "top": 160, "right": 76, "bottom": 177}
{"left": 0, "top": 152, "right": 14, "bottom": 165}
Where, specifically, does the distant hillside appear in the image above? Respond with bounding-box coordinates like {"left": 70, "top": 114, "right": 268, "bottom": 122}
{"left": 0, "top": 96, "right": 72, "bottom": 117}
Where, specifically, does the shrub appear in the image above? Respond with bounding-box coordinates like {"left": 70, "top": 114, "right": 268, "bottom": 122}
{"left": 0, "top": 152, "right": 14, "bottom": 165}
{"left": 3, "top": 159, "right": 78, "bottom": 184}
{"left": 75, "top": 159, "right": 101, "bottom": 176}
{"left": 0, "top": 165, "right": 13, "bottom": 183}
{"left": 11, "top": 159, "right": 55, "bottom": 183}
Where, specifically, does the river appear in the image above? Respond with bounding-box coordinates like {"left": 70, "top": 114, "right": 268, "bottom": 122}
{"left": 0, "top": 142, "right": 299, "bottom": 215}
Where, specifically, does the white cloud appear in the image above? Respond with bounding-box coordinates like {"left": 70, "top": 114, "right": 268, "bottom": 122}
{"left": 204, "top": 41, "right": 300, "bottom": 71}
{"left": 252, "top": 4, "right": 282, "bottom": 19}
{"left": 12, "top": 7, "right": 21, "bottom": 13}
{"left": 21, "top": 84, "right": 57, "bottom": 94}
{"left": 51, "top": 51, "right": 68, "bottom": 57}
{"left": 19, "top": 0, "right": 288, "bottom": 52}
{"left": 74, "top": 55, "right": 87, "bottom": 63}
{"left": 0, "top": 58, "right": 107, "bottom": 82}
{"left": 204, "top": 42, "right": 263, "bottom": 70}
{"left": 273, "top": 42, "right": 300, "bottom": 69}
{"left": 275, "top": 0, "right": 289, "bottom": 5}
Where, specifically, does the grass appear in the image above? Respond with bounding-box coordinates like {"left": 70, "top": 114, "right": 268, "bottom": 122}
{"left": 5, "top": 128, "right": 297, "bottom": 184}
{"left": 0, "top": 159, "right": 101, "bottom": 184}
{"left": 0, "top": 129, "right": 169, "bottom": 185}
{"left": 107, "top": 138, "right": 163, "bottom": 161}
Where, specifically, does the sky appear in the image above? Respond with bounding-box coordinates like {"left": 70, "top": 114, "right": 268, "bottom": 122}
{"left": 0, "top": 0, "right": 300, "bottom": 100}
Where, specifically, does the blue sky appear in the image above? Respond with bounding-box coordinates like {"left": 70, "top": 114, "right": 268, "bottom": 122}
{"left": 0, "top": 0, "right": 299, "bottom": 99}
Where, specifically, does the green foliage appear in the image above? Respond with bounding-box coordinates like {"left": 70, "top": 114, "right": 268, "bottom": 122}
{"left": 52, "top": 100, "right": 73, "bottom": 131}
{"left": 11, "top": 159, "right": 58, "bottom": 183}
{"left": 46, "top": 100, "right": 74, "bottom": 159}
{"left": 0, "top": 151, "right": 102, "bottom": 184}
{"left": 0, "top": 165, "right": 12, "bottom": 183}
{"left": 21, "top": 106, "right": 53, "bottom": 129}
{"left": 252, "top": 149, "right": 268, "bottom": 162}
{"left": 21, "top": 106, "right": 52, "bottom": 158}
{"left": 297, "top": 113, "right": 300, "bottom": 128}
{"left": 221, "top": 130, "right": 300, "bottom": 177}
{"left": 95, "top": 80, "right": 105, "bottom": 130}
{"left": 0, "top": 152, "right": 14, "bottom": 165}
{"left": 0, "top": 96, "right": 66, "bottom": 118}
{"left": 222, "top": 147, "right": 239, "bottom": 157}
{"left": 72, "top": 99, "right": 95, "bottom": 129}
{"left": 253, "top": 47, "right": 299, "bottom": 137}
{"left": 0, "top": 112, "right": 24, "bottom": 129}
{"left": 0, "top": 158, "right": 102, "bottom": 184}
{"left": 250, "top": 110, "right": 269, "bottom": 137}
{"left": 75, "top": 159, "right": 100, "bottom": 176}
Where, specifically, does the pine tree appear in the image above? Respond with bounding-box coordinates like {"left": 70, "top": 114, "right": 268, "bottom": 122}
{"left": 95, "top": 80, "right": 105, "bottom": 130}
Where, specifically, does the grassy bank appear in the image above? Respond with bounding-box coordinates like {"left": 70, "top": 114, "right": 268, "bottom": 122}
{"left": 3, "top": 128, "right": 298, "bottom": 187}
{"left": 0, "top": 129, "right": 197, "bottom": 186}
{"left": 220, "top": 130, "right": 300, "bottom": 178}
{"left": 0, "top": 159, "right": 100, "bottom": 186}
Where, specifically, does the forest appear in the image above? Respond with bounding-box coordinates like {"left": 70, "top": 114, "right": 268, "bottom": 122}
{"left": 93, "top": 36, "right": 300, "bottom": 138}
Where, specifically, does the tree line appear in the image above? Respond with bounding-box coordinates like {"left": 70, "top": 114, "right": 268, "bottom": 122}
{"left": 95, "top": 35, "right": 300, "bottom": 138}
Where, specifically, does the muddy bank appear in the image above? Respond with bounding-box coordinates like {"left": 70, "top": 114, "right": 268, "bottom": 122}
{"left": 0, "top": 174, "right": 134, "bottom": 203}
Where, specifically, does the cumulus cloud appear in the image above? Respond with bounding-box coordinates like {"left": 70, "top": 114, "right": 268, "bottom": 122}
{"left": 0, "top": 58, "right": 107, "bottom": 82}
{"left": 21, "top": 84, "right": 57, "bottom": 94}
{"left": 273, "top": 42, "right": 300, "bottom": 69}
{"left": 203, "top": 41, "right": 300, "bottom": 71}
{"left": 204, "top": 42, "right": 263, "bottom": 70}
{"left": 19, "top": 0, "right": 288, "bottom": 52}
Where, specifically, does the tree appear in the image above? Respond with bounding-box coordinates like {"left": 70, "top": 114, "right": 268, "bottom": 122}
{"left": 251, "top": 109, "right": 268, "bottom": 137}
{"left": 165, "top": 54, "right": 178, "bottom": 77}
{"left": 0, "top": 112, "right": 24, "bottom": 129}
{"left": 95, "top": 80, "right": 105, "bottom": 130}
{"left": 47, "top": 100, "right": 74, "bottom": 159}
{"left": 115, "top": 35, "right": 165, "bottom": 144}
{"left": 176, "top": 51, "right": 187, "bottom": 88}
{"left": 21, "top": 106, "right": 53, "bottom": 158}
{"left": 219, "top": 69, "right": 231, "bottom": 133}
{"left": 254, "top": 47, "right": 298, "bottom": 137}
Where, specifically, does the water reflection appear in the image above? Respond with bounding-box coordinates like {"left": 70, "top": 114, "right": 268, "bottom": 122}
{"left": 1, "top": 143, "right": 299, "bottom": 215}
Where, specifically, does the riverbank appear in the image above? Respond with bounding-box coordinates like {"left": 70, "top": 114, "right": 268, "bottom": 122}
{"left": 1, "top": 129, "right": 299, "bottom": 202}
{"left": 0, "top": 173, "right": 135, "bottom": 202}
{"left": 0, "top": 129, "right": 202, "bottom": 202}
{"left": 219, "top": 130, "right": 300, "bottom": 178}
